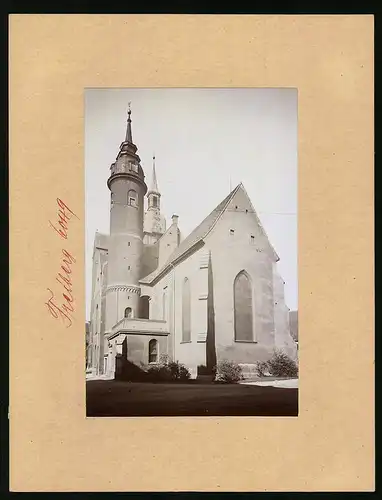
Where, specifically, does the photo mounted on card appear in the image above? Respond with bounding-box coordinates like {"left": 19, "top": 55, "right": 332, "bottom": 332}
{"left": 9, "top": 15, "right": 374, "bottom": 492}
{"left": 85, "top": 88, "right": 298, "bottom": 417}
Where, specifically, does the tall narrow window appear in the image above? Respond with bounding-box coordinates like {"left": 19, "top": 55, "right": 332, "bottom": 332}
{"left": 124, "top": 307, "right": 132, "bottom": 318}
{"left": 234, "top": 271, "right": 254, "bottom": 341}
{"left": 182, "top": 277, "right": 191, "bottom": 342}
{"left": 153, "top": 196, "right": 158, "bottom": 208}
{"left": 128, "top": 189, "right": 137, "bottom": 207}
{"left": 95, "top": 304, "right": 99, "bottom": 334}
{"left": 162, "top": 292, "right": 167, "bottom": 320}
{"left": 148, "top": 339, "right": 158, "bottom": 363}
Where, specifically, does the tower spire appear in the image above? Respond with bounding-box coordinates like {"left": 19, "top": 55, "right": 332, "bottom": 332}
{"left": 125, "top": 102, "right": 133, "bottom": 143}
{"left": 150, "top": 154, "right": 159, "bottom": 193}
{"left": 144, "top": 153, "right": 166, "bottom": 236}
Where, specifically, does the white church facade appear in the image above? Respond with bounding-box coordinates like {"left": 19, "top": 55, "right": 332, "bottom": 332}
{"left": 87, "top": 108, "right": 297, "bottom": 380}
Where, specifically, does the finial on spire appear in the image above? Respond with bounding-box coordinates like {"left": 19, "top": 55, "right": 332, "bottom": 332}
{"left": 125, "top": 102, "right": 133, "bottom": 143}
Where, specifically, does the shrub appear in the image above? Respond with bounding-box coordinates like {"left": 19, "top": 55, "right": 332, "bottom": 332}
{"left": 266, "top": 349, "right": 298, "bottom": 378}
{"left": 146, "top": 364, "right": 172, "bottom": 382}
{"left": 168, "top": 361, "right": 191, "bottom": 381}
{"left": 215, "top": 359, "right": 243, "bottom": 383}
{"left": 158, "top": 353, "right": 171, "bottom": 366}
{"left": 146, "top": 360, "right": 191, "bottom": 382}
{"left": 255, "top": 361, "right": 269, "bottom": 378}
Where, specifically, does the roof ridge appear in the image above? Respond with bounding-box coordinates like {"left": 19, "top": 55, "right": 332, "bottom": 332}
{"left": 238, "top": 183, "right": 280, "bottom": 261}
{"left": 202, "top": 183, "right": 241, "bottom": 240}
{"left": 139, "top": 184, "right": 242, "bottom": 284}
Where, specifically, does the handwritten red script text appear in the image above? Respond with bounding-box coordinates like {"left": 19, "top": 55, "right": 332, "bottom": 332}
{"left": 46, "top": 199, "right": 79, "bottom": 328}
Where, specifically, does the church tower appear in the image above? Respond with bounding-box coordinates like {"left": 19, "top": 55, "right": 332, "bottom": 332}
{"left": 105, "top": 105, "right": 147, "bottom": 331}
{"left": 143, "top": 155, "right": 166, "bottom": 244}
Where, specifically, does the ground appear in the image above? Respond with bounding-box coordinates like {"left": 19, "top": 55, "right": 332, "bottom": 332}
{"left": 86, "top": 380, "right": 298, "bottom": 417}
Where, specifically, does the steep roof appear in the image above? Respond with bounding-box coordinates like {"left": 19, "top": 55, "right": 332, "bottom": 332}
{"left": 148, "top": 156, "right": 159, "bottom": 194}
{"left": 140, "top": 184, "right": 242, "bottom": 284}
{"left": 140, "top": 182, "right": 280, "bottom": 285}
{"left": 238, "top": 183, "right": 279, "bottom": 261}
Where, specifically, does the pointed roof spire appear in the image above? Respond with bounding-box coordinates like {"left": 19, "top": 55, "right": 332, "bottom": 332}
{"left": 149, "top": 154, "right": 159, "bottom": 194}
{"left": 125, "top": 102, "right": 133, "bottom": 143}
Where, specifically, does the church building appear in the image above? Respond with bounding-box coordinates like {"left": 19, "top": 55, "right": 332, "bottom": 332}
{"left": 87, "top": 107, "right": 297, "bottom": 379}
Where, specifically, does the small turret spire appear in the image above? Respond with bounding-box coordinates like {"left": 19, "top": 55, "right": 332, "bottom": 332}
{"left": 150, "top": 154, "right": 159, "bottom": 193}
{"left": 125, "top": 102, "right": 133, "bottom": 143}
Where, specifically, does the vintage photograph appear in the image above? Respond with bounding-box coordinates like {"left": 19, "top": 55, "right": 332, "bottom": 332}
{"left": 85, "top": 88, "right": 298, "bottom": 417}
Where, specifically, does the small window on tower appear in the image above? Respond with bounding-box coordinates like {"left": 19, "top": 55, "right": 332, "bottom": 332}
{"left": 230, "top": 229, "right": 235, "bottom": 236}
{"left": 250, "top": 235, "right": 255, "bottom": 244}
{"left": 153, "top": 196, "right": 158, "bottom": 208}
{"left": 128, "top": 242, "right": 131, "bottom": 247}
{"left": 128, "top": 189, "right": 138, "bottom": 207}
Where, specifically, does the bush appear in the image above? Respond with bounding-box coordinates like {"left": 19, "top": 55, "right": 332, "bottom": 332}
{"left": 146, "top": 364, "right": 172, "bottom": 382}
{"left": 146, "top": 360, "right": 191, "bottom": 383}
{"left": 255, "top": 361, "right": 270, "bottom": 378}
{"left": 266, "top": 349, "right": 298, "bottom": 378}
{"left": 168, "top": 361, "right": 191, "bottom": 381}
{"left": 158, "top": 353, "right": 171, "bottom": 366}
{"left": 215, "top": 359, "right": 243, "bottom": 383}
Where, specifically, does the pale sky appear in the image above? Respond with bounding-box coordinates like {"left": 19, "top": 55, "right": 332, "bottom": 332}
{"left": 85, "top": 88, "right": 298, "bottom": 320}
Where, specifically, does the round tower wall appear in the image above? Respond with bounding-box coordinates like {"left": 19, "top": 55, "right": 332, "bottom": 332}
{"left": 106, "top": 174, "right": 146, "bottom": 331}
{"left": 109, "top": 177, "right": 145, "bottom": 236}
{"left": 107, "top": 234, "right": 143, "bottom": 285}
{"left": 105, "top": 287, "right": 141, "bottom": 331}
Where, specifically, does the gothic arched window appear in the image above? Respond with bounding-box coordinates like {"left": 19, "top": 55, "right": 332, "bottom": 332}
{"left": 153, "top": 196, "right": 158, "bottom": 208}
{"left": 124, "top": 307, "right": 132, "bottom": 318}
{"left": 128, "top": 189, "right": 138, "bottom": 207}
{"left": 234, "top": 271, "right": 254, "bottom": 342}
{"left": 148, "top": 339, "right": 158, "bottom": 363}
{"left": 182, "top": 277, "right": 191, "bottom": 342}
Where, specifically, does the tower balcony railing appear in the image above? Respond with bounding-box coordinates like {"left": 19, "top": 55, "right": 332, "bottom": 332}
{"left": 110, "top": 317, "right": 169, "bottom": 336}
{"left": 110, "top": 161, "right": 140, "bottom": 177}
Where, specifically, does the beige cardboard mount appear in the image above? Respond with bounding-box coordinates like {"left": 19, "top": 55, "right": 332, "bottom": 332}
{"left": 9, "top": 14, "right": 374, "bottom": 492}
